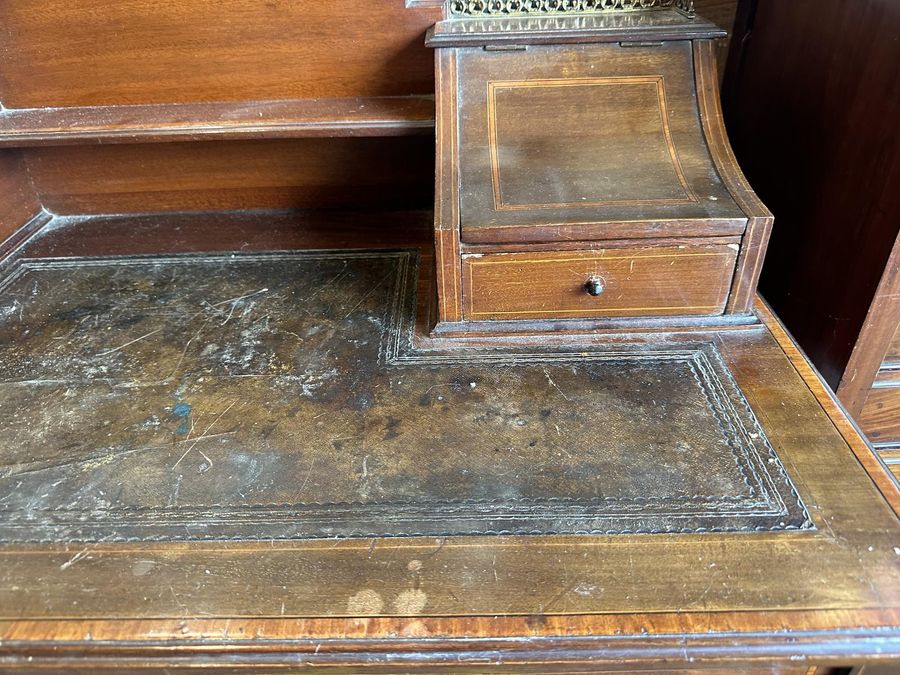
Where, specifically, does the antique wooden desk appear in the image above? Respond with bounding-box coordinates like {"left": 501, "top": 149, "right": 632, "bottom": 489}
{"left": 0, "top": 1, "right": 897, "bottom": 673}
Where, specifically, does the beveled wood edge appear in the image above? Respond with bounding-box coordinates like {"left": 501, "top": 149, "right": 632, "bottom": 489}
{"left": 430, "top": 311, "right": 759, "bottom": 337}
{"left": 459, "top": 217, "right": 748, "bottom": 245}
{"left": 461, "top": 233, "right": 742, "bottom": 253}
{"left": 837, "top": 232, "right": 900, "bottom": 418}
{"left": 0, "top": 610, "right": 898, "bottom": 668}
{"left": 0, "top": 97, "right": 437, "bottom": 147}
{"left": 694, "top": 40, "right": 774, "bottom": 316}
{"left": 0, "top": 209, "right": 54, "bottom": 269}
{"left": 755, "top": 296, "right": 900, "bottom": 515}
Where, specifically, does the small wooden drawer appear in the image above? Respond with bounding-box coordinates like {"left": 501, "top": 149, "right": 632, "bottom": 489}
{"left": 462, "top": 244, "right": 738, "bottom": 321}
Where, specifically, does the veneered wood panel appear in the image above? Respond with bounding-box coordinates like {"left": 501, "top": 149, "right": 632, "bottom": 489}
{"left": 489, "top": 77, "right": 694, "bottom": 208}
{"left": 23, "top": 138, "right": 434, "bottom": 215}
{"left": 727, "top": 0, "right": 900, "bottom": 388}
{"left": 0, "top": 149, "right": 41, "bottom": 243}
{"left": 0, "top": 0, "right": 441, "bottom": 108}
{"left": 859, "top": 387, "right": 900, "bottom": 445}
{"left": 456, "top": 42, "right": 746, "bottom": 242}
{"left": 463, "top": 243, "right": 738, "bottom": 320}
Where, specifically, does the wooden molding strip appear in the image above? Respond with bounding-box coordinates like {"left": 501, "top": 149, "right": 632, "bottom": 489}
{"left": 0, "top": 209, "right": 54, "bottom": 268}
{"left": 756, "top": 296, "right": 900, "bottom": 515}
{"left": 838, "top": 230, "right": 900, "bottom": 417}
{"left": 0, "top": 613, "right": 897, "bottom": 669}
{"left": 0, "top": 97, "right": 436, "bottom": 147}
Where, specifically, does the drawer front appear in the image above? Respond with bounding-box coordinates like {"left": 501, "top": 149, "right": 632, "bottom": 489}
{"left": 463, "top": 245, "right": 738, "bottom": 321}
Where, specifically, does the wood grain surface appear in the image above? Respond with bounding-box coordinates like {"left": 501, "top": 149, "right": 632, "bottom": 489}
{"left": 860, "top": 388, "right": 900, "bottom": 445}
{"left": 0, "top": 0, "right": 441, "bottom": 108}
{"left": 462, "top": 244, "right": 738, "bottom": 320}
{"left": 0, "top": 150, "right": 41, "bottom": 243}
{"left": 727, "top": 0, "right": 900, "bottom": 390}
{"left": 22, "top": 138, "right": 434, "bottom": 215}
{"left": 0, "top": 212, "right": 896, "bottom": 672}
{"left": 456, "top": 41, "right": 746, "bottom": 240}
{"left": 0, "top": 97, "right": 437, "bottom": 147}
{"left": 839, "top": 232, "right": 900, "bottom": 418}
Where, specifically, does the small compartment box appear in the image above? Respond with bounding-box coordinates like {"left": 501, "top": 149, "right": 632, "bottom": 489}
{"left": 427, "top": 2, "right": 773, "bottom": 334}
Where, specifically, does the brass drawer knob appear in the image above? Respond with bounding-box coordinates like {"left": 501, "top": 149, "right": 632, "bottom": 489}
{"left": 584, "top": 276, "right": 606, "bottom": 297}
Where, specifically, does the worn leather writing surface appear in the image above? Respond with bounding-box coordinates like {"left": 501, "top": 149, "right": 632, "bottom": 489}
{"left": 0, "top": 251, "right": 810, "bottom": 541}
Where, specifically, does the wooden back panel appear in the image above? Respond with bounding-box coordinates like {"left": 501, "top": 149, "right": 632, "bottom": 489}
{"left": 0, "top": 0, "right": 441, "bottom": 108}
{"left": 725, "top": 0, "right": 900, "bottom": 388}
{"left": 24, "top": 138, "right": 434, "bottom": 215}
{"left": 0, "top": 150, "right": 42, "bottom": 246}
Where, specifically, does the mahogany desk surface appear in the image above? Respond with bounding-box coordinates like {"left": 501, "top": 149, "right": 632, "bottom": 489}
{"left": 0, "top": 212, "right": 896, "bottom": 673}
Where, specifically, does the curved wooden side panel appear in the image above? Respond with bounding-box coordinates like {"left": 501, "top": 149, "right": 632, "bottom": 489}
{"left": 694, "top": 39, "right": 774, "bottom": 315}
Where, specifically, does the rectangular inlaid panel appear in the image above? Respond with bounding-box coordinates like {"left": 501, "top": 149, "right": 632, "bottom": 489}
{"left": 457, "top": 42, "right": 747, "bottom": 242}
{"left": 463, "top": 244, "right": 738, "bottom": 320}
{"left": 488, "top": 77, "right": 694, "bottom": 209}
{"left": 0, "top": 251, "right": 810, "bottom": 542}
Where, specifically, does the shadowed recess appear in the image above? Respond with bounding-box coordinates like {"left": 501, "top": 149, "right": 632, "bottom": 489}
{"left": 0, "top": 250, "right": 811, "bottom": 541}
